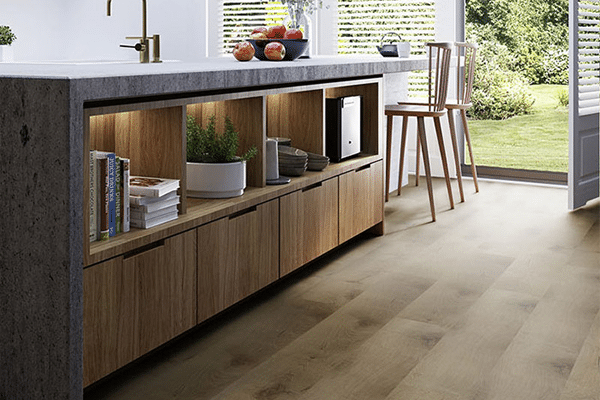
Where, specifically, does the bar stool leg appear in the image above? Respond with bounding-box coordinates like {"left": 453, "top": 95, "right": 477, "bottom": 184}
{"left": 417, "top": 117, "right": 436, "bottom": 222}
{"left": 447, "top": 109, "right": 465, "bottom": 202}
{"left": 397, "top": 115, "right": 409, "bottom": 196}
{"left": 415, "top": 131, "right": 421, "bottom": 187}
{"left": 385, "top": 114, "right": 393, "bottom": 202}
{"left": 433, "top": 116, "right": 454, "bottom": 210}
{"left": 461, "top": 109, "right": 479, "bottom": 193}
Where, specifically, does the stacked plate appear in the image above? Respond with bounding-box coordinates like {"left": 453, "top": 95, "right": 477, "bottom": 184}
{"left": 307, "top": 152, "right": 330, "bottom": 171}
{"left": 278, "top": 146, "right": 308, "bottom": 177}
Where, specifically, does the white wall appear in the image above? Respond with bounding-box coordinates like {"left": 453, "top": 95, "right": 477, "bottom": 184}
{"left": 0, "top": 0, "right": 206, "bottom": 62}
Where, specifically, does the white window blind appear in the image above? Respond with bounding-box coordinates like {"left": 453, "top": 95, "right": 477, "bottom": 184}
{"left": 337, "top": 0, "right": 436, "bottom": 95}
{"left": 577, "top": 0, "right": 600, "bottom": 116}
{"left": 219, "top": 0, "right": 288, "bottom": 56}
{"left": 337, "top": 0, "right": 436, "bottom": 56}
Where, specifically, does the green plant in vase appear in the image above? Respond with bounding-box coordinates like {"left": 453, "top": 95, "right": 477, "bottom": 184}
{"left": 186, "top": 115, "right": 258, "bottom": 198}
{"left": 0, "top": 26, "right": 17, "bottom": 46}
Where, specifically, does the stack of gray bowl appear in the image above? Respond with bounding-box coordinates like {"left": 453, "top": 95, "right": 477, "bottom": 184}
{"left": 306, "top": 152, "right": 329, "bottom": 171}
{"left": 278, "top": 146, "right": 308, "bottom": 176}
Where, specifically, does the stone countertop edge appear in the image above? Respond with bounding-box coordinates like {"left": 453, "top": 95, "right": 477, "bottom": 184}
{"left": 1, "top": 56, "right": 428, "bottom": 102}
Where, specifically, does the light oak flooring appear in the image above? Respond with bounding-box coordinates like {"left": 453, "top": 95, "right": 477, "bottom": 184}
{"left": 85, "top": 177, "right": 600, "bottom": 400}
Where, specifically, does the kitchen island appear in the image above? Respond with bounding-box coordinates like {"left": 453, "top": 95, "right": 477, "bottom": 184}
{"left": 0, "top": 56, "right": 426, "bottom": 399}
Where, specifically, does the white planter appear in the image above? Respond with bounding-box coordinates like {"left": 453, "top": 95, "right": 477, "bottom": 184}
{"left": 187, "top": 160, "right": 246, "bottom": 198}
{"left": 0, "top": 45, "right": 14, "bottom": 62}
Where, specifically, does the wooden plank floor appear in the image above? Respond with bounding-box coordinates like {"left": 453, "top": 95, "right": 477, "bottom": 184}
{"left": 85, "top": 177, "right": 600, "bottom": 400}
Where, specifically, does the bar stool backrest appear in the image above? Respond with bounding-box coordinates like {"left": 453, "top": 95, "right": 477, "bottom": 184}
{"left": 426, "top": 42, "right": 453, "bottom": 112}
{"left": 454, "top": 42, "right": 477, "bottom": 105}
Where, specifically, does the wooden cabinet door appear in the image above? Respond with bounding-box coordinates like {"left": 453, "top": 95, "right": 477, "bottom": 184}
{"left": 197, "top": 199, "right": 279, "bottom": 323}
{"left": 83, "top": 256, "right": 134, "bottom": 387}
{"left": 339, "top": 160, "right": 384, "bottom": 243}
{"left": 83, "top": 230, "right": 196, "bottom": 386}
{"left": 280, "top": 178, "right": 339, "bottom": 277}
{"left": 128, "top": 230, "right": 197, "bottom": 356}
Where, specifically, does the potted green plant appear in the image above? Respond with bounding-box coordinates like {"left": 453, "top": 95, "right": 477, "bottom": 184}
{"left": 186, "top": 114, "right": 258, "bottom": 198}
{"left": 0, "top": 26, "right": 17, "bottom": 62}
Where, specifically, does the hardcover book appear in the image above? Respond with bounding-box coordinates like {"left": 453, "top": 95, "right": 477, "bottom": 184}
{"left": 130, "top": 204, "right": 179, "bottom": 222}
{"left": 129, "top": 176, "right": 180, "bottom": 198}
{"left": 107, "top": 153, "right": 116, "bottom": 237}
{"left": 115, "top": 156, "right": 121, "bottom": 234}
{"left": 121, "top": 158, "right": 130, "bottom": 233}
{"left": 130, "top": 190, "right": 178, "bottom": 206}
{"left": 130, "top": 195, "right": 180, "bottom": 214}
{"left": 98, "top": 156, "right": 110, "bottom": 241}
{"left": 89, "top": 150, "right": 97, "bottom": 242}
{"left": 130, "top": 211, "right": 178, "bottom": 229}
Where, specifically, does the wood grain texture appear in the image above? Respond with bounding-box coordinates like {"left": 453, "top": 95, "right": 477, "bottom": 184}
{"left": 187, "top": 98, "right": 265, "bottom": 188}
{"left": 84, "top": 230, "right": 196, "bottom": 386}
{"left": 130, "top": 231, "right": 197, "bottom": 356}
{"left": 83, "top": 256, "right": 135, "bottom": 387}
{"left": 339, "top": 160, "right": 384, "bottom": 243}
{"left": 84, "top": 181, "right": 600, "bottom": 400}
{"left": 280, "top": 178, "right": 339, "bottom": 276}
{"left": 326, "top": 82, "right": 382, "bottom": 156}
{"left": 87, "top": 155, "right": 382, "bottom": 266}
{"left": 197, "top": 199, "right": 279, "bottom": 324}
{"left": 267, "top": 90, "right": 324, "bottom": 154}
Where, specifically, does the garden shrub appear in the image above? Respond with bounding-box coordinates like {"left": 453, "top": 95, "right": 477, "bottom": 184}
{"left": 468, "top": 40, "right": 535, "bottom": 120}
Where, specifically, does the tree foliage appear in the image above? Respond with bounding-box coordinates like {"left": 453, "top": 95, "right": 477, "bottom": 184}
{"left": 466, "top": 0, "right": 568, "bottom": 84}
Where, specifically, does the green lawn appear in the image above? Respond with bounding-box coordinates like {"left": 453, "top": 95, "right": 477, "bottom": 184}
{"left": 468, "top": 84, "right": 568, "bottom": 172}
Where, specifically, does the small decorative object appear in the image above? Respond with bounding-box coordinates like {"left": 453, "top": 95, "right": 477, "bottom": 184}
{"left": 186, "top": 115, "right": 258, "bottom": 198}
{"left": 276, "top": 0, "right": 322, "bottom": 57}
{"left": 266, "top": 138, "right": 290, "bottom": 185}
{"left": 0, "top": 26, "right": 17, "bottom": 62}
{"left": 377, "top": 32, "right": 411, "bottom": 58}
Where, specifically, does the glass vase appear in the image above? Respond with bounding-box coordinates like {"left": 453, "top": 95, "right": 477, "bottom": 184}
{"left": 284, "top": 6, "right": 313, "bottom": 58}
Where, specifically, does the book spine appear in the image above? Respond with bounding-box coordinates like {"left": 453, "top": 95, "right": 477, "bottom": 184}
{"left": 107, "top": 153, "right": 116, "bottom": 237}
{"left": 121, "top": 158, "right": 130, "bottom": 233}
{"left": 99, "top": 157, "right": 110, "bottom": 241}
{"left": 89, "top": 150, "right": 97, "bottom": 242}
{"left": 115, "top": 156, "right": 121, "bottom": 234}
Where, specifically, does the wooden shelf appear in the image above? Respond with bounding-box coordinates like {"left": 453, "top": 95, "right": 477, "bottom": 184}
{"left": 86, "top": 154, "right": 381, "bottom": 266}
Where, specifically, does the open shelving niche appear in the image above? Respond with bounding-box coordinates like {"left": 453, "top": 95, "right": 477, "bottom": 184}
{"left": 83, "top": 76, "right": 384, "bottom": 267}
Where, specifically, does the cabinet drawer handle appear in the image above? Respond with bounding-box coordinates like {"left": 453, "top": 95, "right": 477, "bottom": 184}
{"left": 229, "top": 206, "right": 257, "bottom": 219}
{"left": 302, "top": 182, "right": 323, "bottom": 192}
{"left": 356, "top": 164, "right": 371, "bottom": 172}
{"left": 123, "top": 239, "right": 165, "bottom": 259}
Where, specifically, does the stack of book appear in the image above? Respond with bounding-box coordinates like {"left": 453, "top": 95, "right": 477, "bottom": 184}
{"left": 129, "top": 176, "right": 180, "bottom": 229}
{"left": 89, "top": 151, "right": 130, "bottom": 242}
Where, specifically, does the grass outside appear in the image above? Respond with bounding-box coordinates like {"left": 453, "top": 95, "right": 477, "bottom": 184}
{"left": 467, "top": 84, "right": 568, "bottom": 172}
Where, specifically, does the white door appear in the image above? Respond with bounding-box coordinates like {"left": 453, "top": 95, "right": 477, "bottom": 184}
{"left": 569, "top": 0, "right": 600, "bottom": 210}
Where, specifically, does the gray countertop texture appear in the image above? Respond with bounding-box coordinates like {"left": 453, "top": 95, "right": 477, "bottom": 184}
{"left": 1, "top": 56, "right": 427, "bottom": 102}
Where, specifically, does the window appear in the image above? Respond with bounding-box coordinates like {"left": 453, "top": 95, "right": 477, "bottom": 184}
{"left": 219, "top": 0, "right": 287, "bottom": 56}
{"left": 337, "top": 0, "right": 436, "bottom": 57}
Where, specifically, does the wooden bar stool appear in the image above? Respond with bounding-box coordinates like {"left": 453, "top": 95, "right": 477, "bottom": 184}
{"left": 385, "top": 42, "right": 454, "bottom": 222}
{"left": 445, "top": 42, "right": 479, "bottom": 200}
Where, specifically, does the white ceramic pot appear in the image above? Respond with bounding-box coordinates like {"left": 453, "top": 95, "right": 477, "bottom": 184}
{"left": 187, "top": 160, "right": 246, "bottom": 198}
{"left": 0, "top": 45, "right": 14, "bottom": 62}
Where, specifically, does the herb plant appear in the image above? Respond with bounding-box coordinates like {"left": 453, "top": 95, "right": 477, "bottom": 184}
{"left": 0, "top": 26, "right": 17, "bottom": 46}
{"left": 187, "top": 115, "right": 258, "bottom": 164}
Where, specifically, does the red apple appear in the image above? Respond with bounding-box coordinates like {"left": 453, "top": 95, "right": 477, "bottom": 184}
{"left": 251, "top": 26, "right": 268, "bottom": 36}
{"left": 233, "top": 41, "right": 255, "bottom": 61}
{"left": 250, "top": 31, "right": 268, "bottom": 40}
{"left": 264, "top": 42, "right": 286, "bottom": 61}
{"left": 283, "top": 28, "right": 303, "bottom": 40}
{"left": 266, "top": 25, "right": 286, "bottom": 39}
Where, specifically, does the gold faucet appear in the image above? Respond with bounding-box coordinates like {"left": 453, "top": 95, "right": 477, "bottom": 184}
{"left": 107, "top": 0, "right": 161, "bottom": 63}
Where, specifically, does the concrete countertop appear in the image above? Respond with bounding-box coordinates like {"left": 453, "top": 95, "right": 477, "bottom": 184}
{"left": 0, "top": 55, "right": 427, "bottom": 102}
